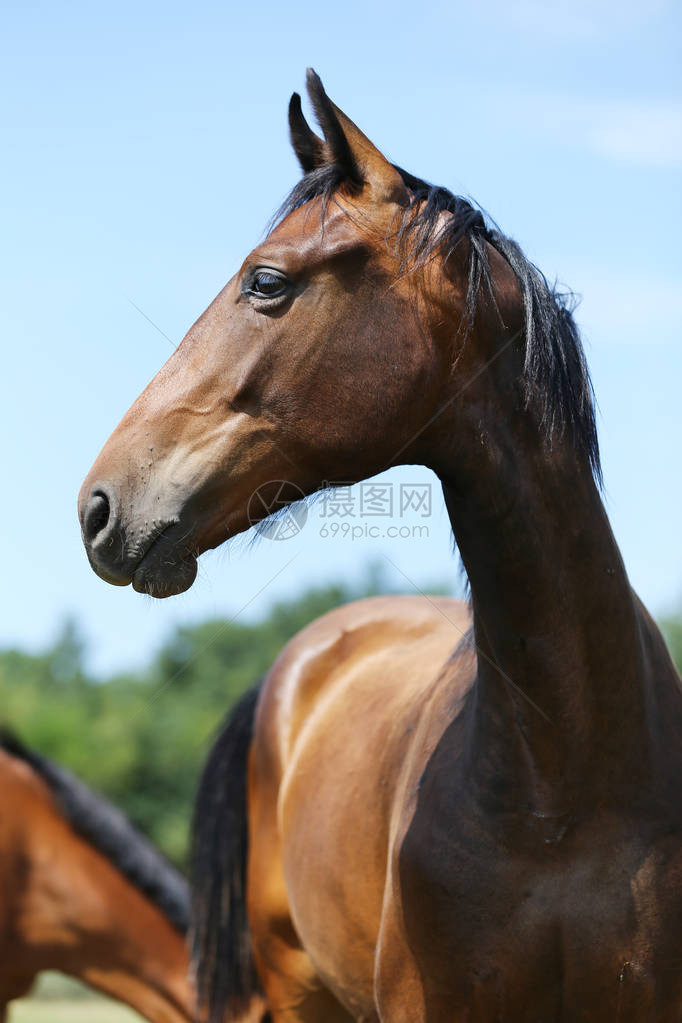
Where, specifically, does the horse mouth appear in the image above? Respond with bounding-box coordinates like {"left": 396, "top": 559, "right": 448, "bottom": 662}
{"left": 131, "top": 522, "right": 198, "bottom": 598}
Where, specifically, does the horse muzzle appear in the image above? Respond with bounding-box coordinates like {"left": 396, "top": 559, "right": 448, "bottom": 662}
{"left": 78, "top": 481, "right": 198, "bottom": 597}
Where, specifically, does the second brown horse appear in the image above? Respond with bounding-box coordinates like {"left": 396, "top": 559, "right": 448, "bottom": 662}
{"left": 0, "top": 730, "right": 193, "bottom": 1022}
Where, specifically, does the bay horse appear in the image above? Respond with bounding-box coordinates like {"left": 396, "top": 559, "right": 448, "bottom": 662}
{"left": 0, "top": 729, "right": 193, "bottom": 1022}
{"left": 78, "top": 71, "right": 682, "bottom": 1020}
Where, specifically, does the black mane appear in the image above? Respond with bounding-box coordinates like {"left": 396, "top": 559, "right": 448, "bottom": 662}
{"left": 0, "top": 728, "right": 189, "bottom": 934}
{"left": 275, "top": 163, "right": 601, "bottom": 483}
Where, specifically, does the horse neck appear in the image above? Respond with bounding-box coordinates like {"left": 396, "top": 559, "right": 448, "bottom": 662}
{"left": 20, "top": 811, "right": 192, "bottom": 1021}
{"left": 73, "top": 954, "right": 191, "bottom": 1023}
{"left": 68, "top": 917, "right": 192, "bottom": 1023}
{"left": 431, "top": 369, "right": 663, "bottom": 817}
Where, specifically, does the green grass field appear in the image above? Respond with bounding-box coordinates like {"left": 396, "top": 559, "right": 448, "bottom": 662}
{"left": 11, "top": 1002, "right": 142, "bottom": 1022}
{"left": 9, "top": 974, "right": 143, "bottom": 1022}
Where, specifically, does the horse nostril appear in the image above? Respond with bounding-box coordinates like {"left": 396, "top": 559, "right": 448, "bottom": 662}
{"left": 83, "top": 491, "right": 111, "bottom": 544}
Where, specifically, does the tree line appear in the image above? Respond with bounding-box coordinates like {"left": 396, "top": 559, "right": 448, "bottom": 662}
{"left": 0, "top": 568, "right": 439, "bottom": 866}
{"left": 2, "top": 574, "right": 680, "bottom": 868}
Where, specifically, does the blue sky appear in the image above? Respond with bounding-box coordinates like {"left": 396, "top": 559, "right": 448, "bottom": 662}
{"left": 1, "top": 0, "right": 681, "bottom": 675}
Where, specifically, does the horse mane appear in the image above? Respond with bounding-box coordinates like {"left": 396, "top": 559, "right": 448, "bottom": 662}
{"left": 275, "top": 164, "right": 601, "bottom": 484}
{"left": 0, "top": 728, "right": 189, "bottom": 934}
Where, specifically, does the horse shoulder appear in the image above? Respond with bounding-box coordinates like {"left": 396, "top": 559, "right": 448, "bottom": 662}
{"left": 247, "top": 594, "right": 472, "bottom": 1016}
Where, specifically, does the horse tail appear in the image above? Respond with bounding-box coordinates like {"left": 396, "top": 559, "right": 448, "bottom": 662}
{"left": 191, "top": 682, "right": 269, "bottom": 1023}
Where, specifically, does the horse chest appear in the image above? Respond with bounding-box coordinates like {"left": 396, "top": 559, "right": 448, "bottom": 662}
{"left": 389, "top": 801, "right": 682, "bottom": 1021}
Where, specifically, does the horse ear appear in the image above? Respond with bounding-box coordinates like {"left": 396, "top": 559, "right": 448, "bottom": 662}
{"left": 288, "top": 93, "right": 326, "bottom": 173}
{"left": 304, "top": 69, "right": 409, "bottom": 205}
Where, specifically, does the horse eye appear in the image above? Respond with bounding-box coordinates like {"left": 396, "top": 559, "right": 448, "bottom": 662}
{"left": 250, "top": 270, "right": 289, "bottom": 298}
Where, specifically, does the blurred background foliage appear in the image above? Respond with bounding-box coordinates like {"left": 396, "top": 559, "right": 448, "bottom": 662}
{"left": 0, "top": 566, "right": 452, "bottom": 866}
{"left": 3, "top": 570, "right": 680, "bottom": 869}
{"left": 661, "top": 614, "right": 682, "bottom": 676}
